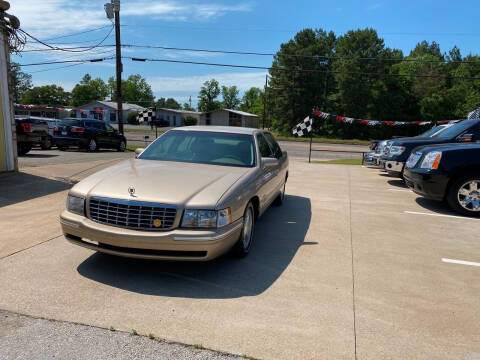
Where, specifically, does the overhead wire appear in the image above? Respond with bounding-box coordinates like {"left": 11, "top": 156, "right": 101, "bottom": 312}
{"left": 40, "top": 25, "right": 113, "bottom": 42}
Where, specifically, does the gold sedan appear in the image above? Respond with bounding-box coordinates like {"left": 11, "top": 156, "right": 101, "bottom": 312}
{"left": 61, "top": 126, "right": 289, "bottom": 261}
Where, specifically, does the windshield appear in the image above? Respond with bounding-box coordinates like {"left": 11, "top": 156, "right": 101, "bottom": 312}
{"left": 59, "top": 119, "right": 82, "bottom": 127}
{"left": 139, "top": 130, "right": 256, "bottom": 168}
{"left": 434, "top": 120, "right": 476, "bottom": 139}
{"left": 419, "top": 125, "right": 445, "bottom": 137}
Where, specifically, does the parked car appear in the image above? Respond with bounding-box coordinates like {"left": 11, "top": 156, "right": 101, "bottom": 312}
{"left": 404, "top": 143, "right": 480, "bottom": 216}
{"left": 60, "top": 126, "right": 289, "bottom": 261}
{"left": 15, "top": 117, "right": 51, "bottom": 155}
{"left": 54, "top": 118, "right": 127, "bottom": 152}
{"left": 380, "top": 119, "right": 480, "bottom": 177}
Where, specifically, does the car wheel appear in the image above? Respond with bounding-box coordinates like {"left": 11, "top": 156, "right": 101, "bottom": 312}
{"left": 447, "top": 174, "right": 480, "bottom": 217}
{"left": 273, "top": 180, "right": 286, "bottom": 206}
{"left": 40, "top": 136, "right": 53, "bottom": 150}
{"left": 233, "top": 202, "right": 255, "bottom": 257}
{"left": 87, "top": 138, "right": 98, "bottom": 152}
{"left": 17, "top": 143, "right": 31, "bottom": 155}
{"left": 117, "top": 140, "right": 126, "bottom": 152}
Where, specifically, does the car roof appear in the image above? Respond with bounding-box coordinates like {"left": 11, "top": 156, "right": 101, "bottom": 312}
{"left": 172, "top": 126, "right": 261, "bottom": 135}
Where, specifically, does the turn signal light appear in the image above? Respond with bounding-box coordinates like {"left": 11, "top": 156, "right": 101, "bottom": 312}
{"left": 71, "top": 127, "right": 84, "bottom": 133}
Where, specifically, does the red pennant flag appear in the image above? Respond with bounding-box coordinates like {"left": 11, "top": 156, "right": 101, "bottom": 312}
{"left": 411, "top": 121, "right": 421, "bottom": 125}
{"left": 57, "top": 107, "right": 64, "bottom": 111}
{"left": 336, "top": 115, "right": 345, "bottom": 122}
{"left": 384, "top": 121, "right": 395, "bottom": 126}
{"left": 437, "top": 120, "right": 449, "bottom": 124}
{"left": 360, "top": 120, "right": 370, "bottom": 125}
{"left": 313, "top": 110, "right": 322, "bottom": 116}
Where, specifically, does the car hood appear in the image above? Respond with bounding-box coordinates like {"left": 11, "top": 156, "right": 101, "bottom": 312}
{"left": 413, "top": 142, "right": 480, "bottom": 154}
{"left": 71, "top": 159, "right": 252, "bottom": 208}
{"left": 391, "top": 137, "right": 450, "bottom": 147}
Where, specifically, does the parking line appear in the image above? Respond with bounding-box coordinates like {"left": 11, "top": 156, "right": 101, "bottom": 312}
{"left": 404, "top": 211, "right": 480, "bottom": 220}
{"left": 388, "top": 189, "right": 410, "bottom": 192}
{"left": 442, "top": 258, "right": 480, "bottom": 267}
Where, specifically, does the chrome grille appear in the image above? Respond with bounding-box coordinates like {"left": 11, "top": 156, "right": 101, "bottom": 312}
{"left": 88, "top": 197, "right": 177, "bottom": 230}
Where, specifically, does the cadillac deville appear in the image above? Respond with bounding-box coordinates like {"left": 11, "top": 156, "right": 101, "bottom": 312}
{"left": 60, "top": 126, "right": 289, "bottom": 261}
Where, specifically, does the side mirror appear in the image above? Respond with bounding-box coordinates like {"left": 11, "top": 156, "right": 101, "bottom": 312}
{"left": 135, "top": 148, "right": 145, "bottom": 158}
{"left": 262, "top": 157, "right": 279, "bottom": 168}
{"left": 458, "top": 133, "right": 473, "bottom": 142}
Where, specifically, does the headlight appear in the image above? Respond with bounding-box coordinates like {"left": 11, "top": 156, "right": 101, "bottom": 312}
{"left": 66, "top": 194, "right": 85, "bottom": 215}
{"left": 389, "top": 146, "right": 406, "bottom": 155}
{"left": 181, "top": 208, "right": 232, "bottom": 228}
{"left": 420, "top": 151, "right": 442, "bottom": 169}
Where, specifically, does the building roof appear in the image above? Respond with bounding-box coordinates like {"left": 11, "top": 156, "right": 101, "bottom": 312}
{"left": 205, "top": 108, "right": 259, "bottom": 117}
{"left": 79, "top": 101, "right": 146, "bottom": 111}
{"left": 174, "top": 125, "right": 259, "bottom": 135}
{"left": 157, "top": 108, "right": 201, "bottom": 115}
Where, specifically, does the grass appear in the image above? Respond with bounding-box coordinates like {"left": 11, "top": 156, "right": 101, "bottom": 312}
{"left": 274, "top": 135, "right": 370, "bottom": 146}
{"left": 148, "top": 333, "right": 155, "bottom": 340}
{"left": 126, "top": 145, "right": 141, "bottom": 152}
{"left": 109, "top": 326, "right": 115, "bottom": 332}
{"left": 311, "top": 158, "right": 363, "bottom": 165}
{"left": 131, "top": 329, "right": 138, "bottom": 336}
{"left": 193, "top": 344, "right": 204, "bottom": 349}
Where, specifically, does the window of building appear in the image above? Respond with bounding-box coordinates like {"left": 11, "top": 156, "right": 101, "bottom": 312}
{"left": 110, "top": 112, "right": 116, "bottom": 122}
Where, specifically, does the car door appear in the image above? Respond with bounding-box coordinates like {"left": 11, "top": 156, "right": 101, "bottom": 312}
{"left": 263, "top": 132, "right": 286, "bottom": 192}
{"left": 255, "top": 132, "right": 279, "bottom": 212}
{"left": 92, "top": 121, "right": 110, "bottom": 146}
{"left": 105, "top": 123, "right": 119, "bottom": 147}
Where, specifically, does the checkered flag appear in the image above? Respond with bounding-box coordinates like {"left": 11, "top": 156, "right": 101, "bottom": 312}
{"left": 292, "top": 116, "right": 313, "bottom": 137}
{"left": 136, "top": 109, "right": 155, "bottom": 124}
{"left": 468, "top": 108, "right": 480, "bottom": 119}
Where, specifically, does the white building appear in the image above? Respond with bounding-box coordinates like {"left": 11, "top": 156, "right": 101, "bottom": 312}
{"left": 156, "top": 108, "right": 201, "bottom": 126}
{"left": 74, "top": 101, "right": 145, "bottom": 124}
{"left": 199, "top": 109, "right": 259, "bottom": 128}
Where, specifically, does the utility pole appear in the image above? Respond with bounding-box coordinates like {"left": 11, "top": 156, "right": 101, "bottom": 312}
{"left": 262, "top": 74, "right": 267, "bottom": 129}
{"left": 105, "top": 0, "right": 122, "bottom": 133}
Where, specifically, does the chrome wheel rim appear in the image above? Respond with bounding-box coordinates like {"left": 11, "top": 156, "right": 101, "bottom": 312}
{"left": 458, "top": 180, "right": 480, "bottom": 212}
{"left": 89, "top": 139, "right": 96, "bottom": 151}
{"left": 242, "top": 207, "right": 253, "bottom": 249}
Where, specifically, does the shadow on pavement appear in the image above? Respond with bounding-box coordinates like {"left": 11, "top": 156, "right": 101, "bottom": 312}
{"left": 414, "top": 197, "right": 470, "bottom": 217}
{"left": 77, "top": 195, "right": 311, "bottom": 299}
{"left": 19, "top": 153, "right": 59, "bottom": 158}
{"left": 387, "top": 179, "right": 407, "bottom": 188}
{"left": 0, "top": 172, "right": 75, "bottom": 208}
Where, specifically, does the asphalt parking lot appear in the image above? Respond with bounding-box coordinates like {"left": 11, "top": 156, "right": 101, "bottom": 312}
{"left": 1, "top": 153, "right": 479, "bottom": 359}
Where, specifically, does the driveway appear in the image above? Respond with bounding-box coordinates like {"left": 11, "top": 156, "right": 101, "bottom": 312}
{"left": 1, "top": 157, "right": 479, "bottom": 359}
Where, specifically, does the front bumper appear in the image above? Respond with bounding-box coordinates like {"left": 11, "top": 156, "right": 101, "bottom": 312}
{"left": 403, "top": 169, "right": 449, "bottom": 201}
{"left": 60, "top": 210, "right": 243, "bottom": 261}
{"left": 381, "top": 160, "right": 404, "bottom": 175}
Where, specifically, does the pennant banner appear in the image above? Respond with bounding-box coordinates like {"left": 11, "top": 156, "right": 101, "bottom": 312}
{"left": 311, "top": 110, "right": 462, "bottom": 126}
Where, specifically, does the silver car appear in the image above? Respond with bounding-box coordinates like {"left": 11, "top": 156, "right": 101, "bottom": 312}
{"left": 60, "top": 126, "right": 289, "bottom": 261}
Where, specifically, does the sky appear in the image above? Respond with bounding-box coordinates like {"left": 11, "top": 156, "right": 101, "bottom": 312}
{"left": 10, "top": 0, "right": 480, "bottom": 106}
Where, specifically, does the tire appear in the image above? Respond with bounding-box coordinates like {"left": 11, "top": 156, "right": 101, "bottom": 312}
{"left": 232, "top": 202, "right": 255, "bottom": 258}
{"left": 273, "top": 179, "right": 286, "bottom": 206}
{"left": 446, "top": 174, "right": 480, "bottom": 217}
{"left": 117, "top": 140, "right": 126, "bottom": 152}
{"left": 17, "top": 143, "right": 31, "bottom": 155}
{"left": 40, "top": 136, "right": 53, "bottom": 150}
{"left": 87, "top": 138, "right": 98, "bottom": 152}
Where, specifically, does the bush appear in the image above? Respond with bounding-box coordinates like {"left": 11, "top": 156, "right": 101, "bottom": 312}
{"left": 184, "top": 116, "right": 198, "bottom": 126}
{"left": 127, "top": 112, "right": 139, "bottom": 125}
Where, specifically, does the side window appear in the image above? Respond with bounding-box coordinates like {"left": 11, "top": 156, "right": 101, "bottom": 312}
{"left": 105, "top": 124, "right": 114, "bottom": 132}
{"left": 263, "top": 132, "right": 283, "bottom": 159}
{"left": 256, "top": 133, "right": 273, "bottom": 158}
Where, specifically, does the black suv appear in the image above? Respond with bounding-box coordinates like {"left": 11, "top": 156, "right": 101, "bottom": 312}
{"left": 15, "top": 117, "right": 51, "bottom": 155}
{"left": 54, "top": 118, "right": 127, "bottom": 152}
{"left": 381, "top": 119, "right": 480, "bottom": 177}
{"left": 404, "top": 143, "right": 480, "bottom": 216}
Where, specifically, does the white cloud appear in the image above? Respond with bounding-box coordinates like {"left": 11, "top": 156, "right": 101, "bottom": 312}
{"left": 11, "top": 0, "right": 253, "bottom": 38}
{"left": 148, "top": 71, "right": 266, "bottom": 93}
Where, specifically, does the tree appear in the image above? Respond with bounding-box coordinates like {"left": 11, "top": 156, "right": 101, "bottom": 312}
{"left": 110, "top": 74, "right": 154, "bottom": 107}
{"left": 198, "top": 79, "right": 222, "bottom": 112}
{"left": 221, "top": 85, "right": 240, "bottom": 109}
{"left": 182, "top": 102, "right": 196, "bottom": 111}
{"left": 70, "top": 74, "right": 109, "bottom": 106}
{"left": 165, "top": 98, "right": 181, "bottom": 109}
{"left": 21, "top": 85, "right": 70, "bottom": 105}
{"left": 155, "top": 97, "right": 166, "bottom": 108}
{"left": 10, "top": 62, "right": 32, "bottom": 103}
{"left": 240, "top": 87, "right": 264, "bottom": 124}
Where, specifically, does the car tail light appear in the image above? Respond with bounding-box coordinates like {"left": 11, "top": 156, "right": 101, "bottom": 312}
{"left": 53, "top": 126, "right": 58, "bottom": 132}
{"left": 71, "top": 127, "right": 84, "bottom": 133}
{"left": 20, "top": 122, "right": 31, "bottom": 133}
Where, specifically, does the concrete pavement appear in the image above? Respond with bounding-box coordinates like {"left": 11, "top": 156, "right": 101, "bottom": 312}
{"left": 1, "top": 159, "right": 479, "bottom": 359}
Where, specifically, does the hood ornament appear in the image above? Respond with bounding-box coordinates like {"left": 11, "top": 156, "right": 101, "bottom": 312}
{"left": 128, "top": 186, "right": 136, "bottom": 197}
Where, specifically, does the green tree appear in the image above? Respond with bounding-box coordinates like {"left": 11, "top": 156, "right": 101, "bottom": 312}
{"left": 10, "top": 62, "right": 32, "bottom": 103}
{"left": 70, "top": 74, "right": 109, "bottom": 106}
{"left": 110, "top": 74, "right": 154, "bottom": 107}
{"left": 165, "top": 98, "right": 181, "bottom": 109}
{"left": 198, "top": 79, "right": 222, "bottom": 112}
{"left": 240, "top": 87, "right": 264, "bottom": 124}
{"left": 22, "top": 85, "right": 70, "bottom": 105}
{"left": 182, "top": 102, "right": 196, "bottom": 111}
{"left": 221, "top": 85, "right": 240, "bottom": 109}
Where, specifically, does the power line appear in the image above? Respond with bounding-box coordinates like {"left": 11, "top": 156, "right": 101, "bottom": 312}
{"left": 40, "top": 25, "right": 113, "bottom": 42}
{"left": 19, "top": 56, "right": 115, "bottom": 66}
{"left": 27, "top": 63, "right": 85, "bottom": 74}
{"left": 126, "top": 56, "right": 480, "bottom": 80}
